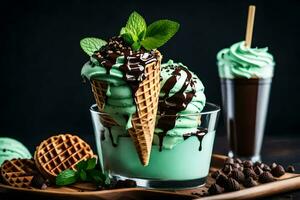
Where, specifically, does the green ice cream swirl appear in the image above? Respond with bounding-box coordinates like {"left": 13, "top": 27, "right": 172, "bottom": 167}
{"left": 217, "top": 41, "right": 275, "bottom": 79}
{"left": 154, "top": 60, "right": 206, "bottom": 149}
{"left": 81, "top": 56, "right": 136, "bottom": 129}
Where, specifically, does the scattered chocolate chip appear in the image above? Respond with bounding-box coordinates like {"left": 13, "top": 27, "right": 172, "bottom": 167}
{"left": 233, "top": 163, "right": 240, "bottom": 169}
{"left": 259, "top": 171, "right": 275, "bottom": 183}
{"left": 222, "top": 164, "right": 232, "bottom": 174}
{"left": 270, "top": 163, "right": 277, "bottom": 169}
{"left": 235, "top": 158, "right": 242, "bottom": 164}
{"left": 208, "top": 183, "right": 223, "bottom": 195}
{"left": 230, "top": 169, "right": 245, "bottom": 183}
{"left": 243, "top": 177, "right": 258, "bottom": 188}
{"left": 31, "top": 174, "right": 47, "bottom": 189}
{"left": 243, "top": 168, "right": 257, "bottom": 180}
{"left": 224, "top": 178, "right": 240, "bottom": 192}
{"left": 286, "top": 165, "right": 295, "bottom": 173}
{"left": 225, "top": 158, "right": 234, "bottom": 165}
{"left": 216, "top": 174, "right": 228, "bottom": 187}
{"left": 254, "top": 161, "right": 262, "bottom": 167}
{"left": 254, "top": 166, "right": 264, "bottom": 176}
{"left": 211, "top": 170, "right": 220, "bottom": 179}
{"left": 262, "top": 164, "right": 271, "bottom": 172}
{"left": 243, "top": 160, "right": 253, "bottom": 168}
{"left": 271, "top": 165, "right": 285, "bottom": 177}
{"left": 238, "top": 166, "right": 244, "bottom": 172}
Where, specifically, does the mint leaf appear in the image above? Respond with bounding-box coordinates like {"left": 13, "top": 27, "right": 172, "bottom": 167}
{"left": 87, "top": 169, "right": 104, "bottom": 184}
{"left": 80, "top": 37, "right": 107, "bottom": 56}
{"left": 76, "top": 160, "right": 88, "bottom": 171}
{"left": 86, "top": 157, "right": 97, "bottom": 170}
{"left": 141, "top": 20, "right": 180, "bottom": 50}
{"left": 125, "top": 11, "right": 147, "bottom": 40}
{"left": 79, "top": 170, "right": 87, "bottom": 181}
{"left": 56, "top": 169, "right": 78, "bottom": 186}
{"left": 132, "top": 42, "right": 141, "bottom": 51}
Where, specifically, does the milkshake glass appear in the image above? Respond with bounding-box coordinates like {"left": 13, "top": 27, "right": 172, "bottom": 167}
{"left": 217, "top": 41, "right": 275, "bottom": 161}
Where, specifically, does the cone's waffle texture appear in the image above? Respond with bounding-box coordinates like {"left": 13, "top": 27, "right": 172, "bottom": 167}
{"left": 91, "top": 80, "right": 119, "bottom": 127}
{"left": 128, "top": 53, "right": 162, "bottom": 166}
{"left": 34, "top": 134, "right": 95, "bottom": 180}
{"left": 0, "top": 158, "right": 37, "bottom": 188}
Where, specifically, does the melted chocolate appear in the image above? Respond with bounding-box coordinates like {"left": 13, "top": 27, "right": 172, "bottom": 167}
{"left": 183, "top": 128, "right": 208, "bottom": 151}
{"left": 92, "top": 36, "right": 158, "bottom": 98}
{"left": 120, "top": 51, "right": 158, "bottom": 95}
{"left": 108, "top": 127, "right": 117, "bottom": 147}
{"left": 156, "top": 64, "right": 197, "bottom": 151}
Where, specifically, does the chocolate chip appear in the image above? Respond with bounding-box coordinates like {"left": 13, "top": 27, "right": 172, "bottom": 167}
{"left": 254, "top": 161, "right": 262, "bottom": 167}
{"left": 225, "top": 158, "right": 234, "bottom": 165}
{"left": 259, "top": 171, "right": 275, "bottom": 183}
{"left": 254, "top": 166, "right": 264, "bottom": 176}
{"left": 224, "top": 178, "right": 240, "bottom": 192}
{"left": 211, "top": 170, "right": 220, "bottom": 179}
{"left": 222, "top": 164, "right": 232, "bottom": 174}
{"left": 243, "top": 160, "right": 253, "bottom": 168}
{"left": 233, "top": 163, "right": 240, "bottom": 169}
{"left": 216, "top": 174, "right": 228, "bottom": 187}
{"left": 208, "top": 183, "right": 223, "bottom": 195}
{"left": 271, "top": 165, "right": 285, "bottom": 177}
{"left": 31, "top": 174, "right": 47, "bottom": 189}
{"left": 262, "top": 164, "right": 271, "bottom": 172}
{"left": 243, "top": 168, "right": 257, "bottom": 180}
{"left": 235, "top": 158, "right": 242, "bottom": 164}
{"left": 286, "top": 165, "right": 295, "bottom": 173}
{"left": 230, "top": 169, "right": 245, "bottom": 183}
{"left": 270, "top": 162, "right": 277, "bottom": 169}
{"left": 243, "top": 177, "right": 258, "bottom": 188}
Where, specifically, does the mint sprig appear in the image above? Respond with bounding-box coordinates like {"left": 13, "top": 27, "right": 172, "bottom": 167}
{"left": 55, "top": 157, "right": 110, "bottom": 186}
{"left": 120, "top": 11, "right": 180, "bottom": 51}
{"left": 80, "top": 38, "right": 107, "bottom": 56}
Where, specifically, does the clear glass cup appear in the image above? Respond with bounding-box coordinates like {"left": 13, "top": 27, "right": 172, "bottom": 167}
{"left": 90, "top": 102, "right": 220, "bottom": 189}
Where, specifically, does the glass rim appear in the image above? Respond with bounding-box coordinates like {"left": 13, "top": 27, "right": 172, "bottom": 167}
{"left": 90, "top": 102, "right": 220, "bottom": 117}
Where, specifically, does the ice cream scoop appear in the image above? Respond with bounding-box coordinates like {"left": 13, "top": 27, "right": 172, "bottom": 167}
{"left": 217, "top": 41, "right": 275, "bottom": 79}
{"left": 154, "top": 60, "right": 206, "bottom": 150}
{"left": 0, "top": 137, "right": 31, "bottom": 165}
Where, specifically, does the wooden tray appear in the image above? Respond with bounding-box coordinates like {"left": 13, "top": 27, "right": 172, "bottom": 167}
{"left": 1, "top": 154, "right": 300, "bottom": 200}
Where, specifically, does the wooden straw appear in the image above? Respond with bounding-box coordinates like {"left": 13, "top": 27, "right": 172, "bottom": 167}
{"left": 245, "top": 5, "right": 256, "bottom": 48}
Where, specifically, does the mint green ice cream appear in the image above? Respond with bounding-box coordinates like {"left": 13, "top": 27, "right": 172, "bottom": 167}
{"left": 82, "top": 56, "right": 136, "bottom": 129}
{"left": 0, "top": 137, "right": 31, "bottom": 165}
{"left": 154, "top": 60, "right": 206, "bottom": 149}
{"left": 217, "top": 41, "right": 275, "bottom": 79}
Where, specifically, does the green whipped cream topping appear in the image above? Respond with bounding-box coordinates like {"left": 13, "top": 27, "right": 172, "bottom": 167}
{"left": 217, "top": 41, "right": 275, "bottom": 79}
{"left": 153, "top": 60, "right": 206, "bottom": 149}
{"left": 81, "top": 56, "right": 136, "bottom": 129}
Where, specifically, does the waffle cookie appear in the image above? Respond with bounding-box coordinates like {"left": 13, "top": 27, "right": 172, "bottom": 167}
{"left": 0, "top": 158, "right": 37, "bottom": 188}
{"left": 34, "top": 134, "right": 95, "bottom": 181}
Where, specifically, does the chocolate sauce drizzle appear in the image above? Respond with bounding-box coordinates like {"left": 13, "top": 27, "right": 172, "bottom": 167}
{"left": 108, "top": 127, "right": 117, "bottom": 147}
{"left": 92, "top": 36, "right": 158, "bottom": 97}
{"left": 183, "top": 128, "right": 208, "bottom": 151}
{"left": 156, "top": 64, "right": 199, "bottom": 151}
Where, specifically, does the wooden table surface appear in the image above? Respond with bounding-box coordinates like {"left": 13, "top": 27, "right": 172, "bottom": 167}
{"left": 1, "top": 135, "right": 300, "bottom": 199}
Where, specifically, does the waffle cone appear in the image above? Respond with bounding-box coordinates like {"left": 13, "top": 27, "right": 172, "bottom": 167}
{"left": 34, "top": 134, "right": 95, "bottom": 181}
{"left": 90, "top": 80, "right": 119, "bottom": 127}
{"left": 128, "top": 52, "right": 162, "bottom": 166}
{"left": 0, "top": 159, "right": 37, "bottom": 188}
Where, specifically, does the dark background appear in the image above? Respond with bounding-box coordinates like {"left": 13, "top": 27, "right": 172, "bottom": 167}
{"left": 1, "top": 0, "right": 299, "bottom": 152}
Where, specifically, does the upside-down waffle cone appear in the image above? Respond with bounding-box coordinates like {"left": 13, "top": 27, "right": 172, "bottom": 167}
{"left": 0, "top": 159, "right": 37, "bottom": 188}
{"left": 90, "top": 80, "right": 119, "bottom": 127}
{"left": 34, "top": 134, "right": 95, "bottom": 181}
{"left": 128, "top": 52, "right": 162, "bottom": 166}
